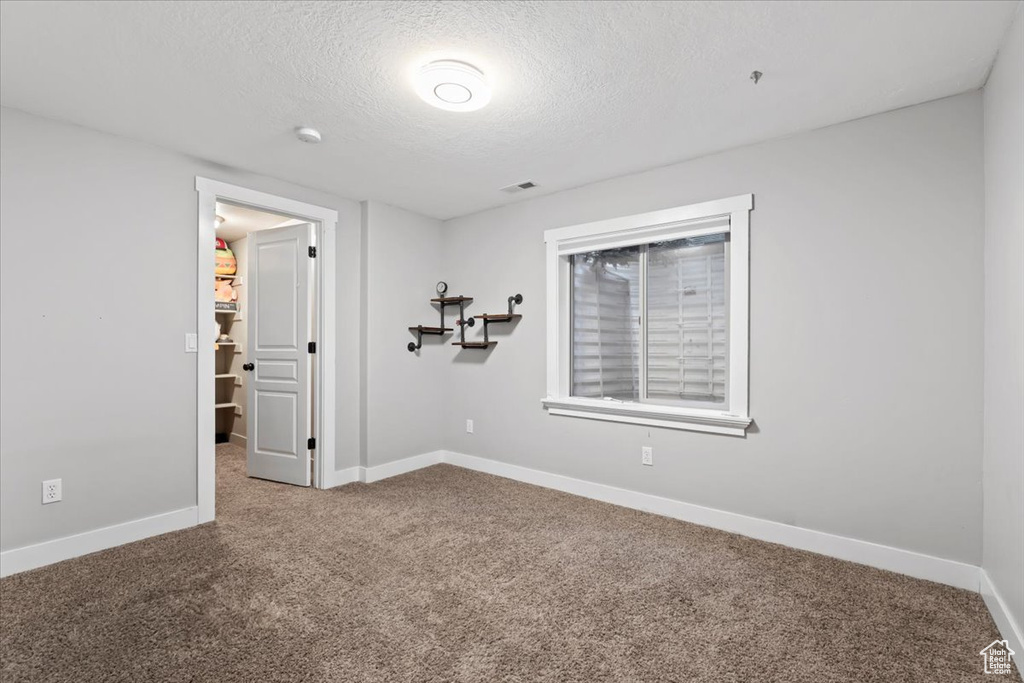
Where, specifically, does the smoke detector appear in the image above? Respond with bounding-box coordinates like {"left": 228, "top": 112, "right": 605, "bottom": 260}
{"left": 414, "top": 60, "right": 491, "bottom": 112}
{"left": 500, "top": 180, "right": 538, "bottom": 194}
{"left": 296, "top": 127, "right": 322, "bottom": 144}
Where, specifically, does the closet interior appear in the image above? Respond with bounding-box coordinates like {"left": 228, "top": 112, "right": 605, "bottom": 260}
{"left": 213, "top": 202, "right": 296, "bottom": 446}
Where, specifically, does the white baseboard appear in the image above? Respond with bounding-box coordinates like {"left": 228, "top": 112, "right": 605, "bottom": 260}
{"left": 981, "top": 570, "right": 1024, "bottom": 656}
{"left": 228, "top": 432, "right": 247, "bottom": 448}
{"left": 0, "top": 506, "right": 199, "bottom": 578}
{"left": 321, "top": 448, "right": 980, "bottom": 592}
{"left": 2, "top": 449, "right": 988, "bottom": 607}
{"left": 441, "top": 450, "right": 980, "bottom": 592}
{"left": 364, "top": 450, "right": 445, "bottom": 483}
{"left": 323, "top": 466, "right": 361, "bottom": 488}
{"left": 321, "top": 450, "right": 447, "bottom": 489}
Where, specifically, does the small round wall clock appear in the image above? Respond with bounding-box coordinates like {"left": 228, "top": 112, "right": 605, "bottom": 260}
{"left": 436, "top": 281, "right": 448, "bottom": 296}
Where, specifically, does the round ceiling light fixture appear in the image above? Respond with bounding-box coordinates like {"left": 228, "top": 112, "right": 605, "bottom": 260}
{"left": 414, "top": 60, "right": 491, "bottom": 112}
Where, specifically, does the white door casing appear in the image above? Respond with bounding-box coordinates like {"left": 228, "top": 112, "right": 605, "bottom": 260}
{"left": 246, "top": 223, "right": 314, "bottom": 486}
{"left": 197, "top": 176, "right": 338, "bottom": 519}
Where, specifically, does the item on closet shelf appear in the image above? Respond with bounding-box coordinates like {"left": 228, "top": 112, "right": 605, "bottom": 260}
{"left": 214, "top": 278, "right": 238, "bottom": 304}
{"left": 215, "top": 301, "right": 238, "bottom": 312}
{"left": 215, "top": 237, "right": 237, "bottom": 275}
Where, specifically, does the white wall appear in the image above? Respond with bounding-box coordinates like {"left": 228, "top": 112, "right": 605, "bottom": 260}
{"left": 982, "top": 4, "right": 1024, "bottom": 646}
{"left": 441, "top": 92, "right": 986, "bottom": 565}
{"left": 0, "top": 107, "right": 363, "bottom": 551}
{"left": 361, "top": 201, "right": 446, "bottom": 467}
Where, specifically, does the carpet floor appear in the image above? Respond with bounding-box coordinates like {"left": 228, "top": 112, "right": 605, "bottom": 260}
{"left": 1, "top": 444, "right": 1017, "bottom": 682}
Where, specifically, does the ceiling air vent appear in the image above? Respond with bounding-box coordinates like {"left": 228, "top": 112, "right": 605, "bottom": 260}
{"left": 500, "top": 180, "right": 538, "bottom": 194}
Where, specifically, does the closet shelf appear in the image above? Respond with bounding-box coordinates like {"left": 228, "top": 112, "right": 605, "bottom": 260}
{"left": 215, "top": 273, "right": 237, "bottom": 280}
{"left": 215, "top": 373, "right": 239, "bottom": 380}
{"left": 215, "top": 342, "right": 237, "bottom": 346}
{"left": 452, "top": 341, "right": 497, "bottom": 349}
{"left": 215, "top": 402, "right": 240, "bottom": 410}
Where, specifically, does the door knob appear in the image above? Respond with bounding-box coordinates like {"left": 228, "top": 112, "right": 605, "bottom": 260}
{"left": 243, "top": 362, "right": 254, "bottom": 371}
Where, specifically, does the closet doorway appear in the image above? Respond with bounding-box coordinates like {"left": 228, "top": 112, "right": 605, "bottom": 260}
{"left": 196, "top": 178, "right": 338, "bottom": 524}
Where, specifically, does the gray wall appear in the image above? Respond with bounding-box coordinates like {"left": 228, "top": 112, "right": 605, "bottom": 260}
{"left": 0, "top": 107, "right": 363, "bottom": 551}
{"left": 0, "top": 88, "right": 999, "bottom": 575}
{"left": 441, "top": 92, "right": 985, "bottom": 564}
{"left": 361, "top": 201, "right": 446, "bottom": 467}
{"left": 982, "top": 5, "right": 1024, "bottom": 637}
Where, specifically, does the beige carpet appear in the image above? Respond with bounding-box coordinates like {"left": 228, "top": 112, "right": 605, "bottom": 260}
{"left": 1, "top": 444, "right": 1017, "bottom": 682}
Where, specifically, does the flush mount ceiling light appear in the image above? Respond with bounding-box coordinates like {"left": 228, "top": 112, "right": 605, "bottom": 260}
{"left": 414, "top": 60, "right": 491, "bottom": 112}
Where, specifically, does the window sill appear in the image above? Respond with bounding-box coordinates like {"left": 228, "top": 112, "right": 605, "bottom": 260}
{"left": 540, "top": 397, "right": 751, "bottom": 436}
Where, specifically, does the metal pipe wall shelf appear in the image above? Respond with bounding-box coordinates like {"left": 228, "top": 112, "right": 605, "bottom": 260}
{"left": 408, "top": 292, "right": 522, "bottom": 352}
{"left": 452, "top": 341, "right": 498, "bottom": 349}
{"left": 466, "top": 293, "right": 523, "bottom": 347}
{"left": 474, "top": 314, "right": 522, "bottom": 323}
{"left": 407, "top": 325, "right": 453, "bottom": 352}
{"left": 429, "top": 296, "right": 474, "bottom": 304}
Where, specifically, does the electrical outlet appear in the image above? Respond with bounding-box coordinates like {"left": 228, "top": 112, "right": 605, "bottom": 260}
{"left": 42, "top": 478, "right": 62, "bottom": 504}
{"left": 641, "top": 446, "right": 653, "bottom": 466}
{"left": 466, "top": 419, "right": 474, "bottom": 434}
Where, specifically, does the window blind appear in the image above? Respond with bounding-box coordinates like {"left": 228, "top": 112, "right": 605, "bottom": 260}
{"left": 570, "top": 234, "right": 729, "bottom": 407}
{"left": 571, "top": 247, "right": 640, "bottom": 400}
{"left": 646, "top": 235, "right": 728, "bottom": 403}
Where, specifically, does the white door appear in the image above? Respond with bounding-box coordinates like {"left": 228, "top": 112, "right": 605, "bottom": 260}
{"left": 245, "top": 223, "right": 314, "bottom": 486}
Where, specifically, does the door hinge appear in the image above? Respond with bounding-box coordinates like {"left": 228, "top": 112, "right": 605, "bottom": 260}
{"left": 308, "top": 246, "right": 316, "bottom": 258}
{"left": 307, "top": 437, "right": 316, "bottom": 450}
{"left": 308, "top": 341, "right": 316, "bottom": 353}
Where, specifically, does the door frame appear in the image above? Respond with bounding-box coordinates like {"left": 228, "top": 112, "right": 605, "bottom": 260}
{"left": 195, "top": 177, "right": 338, "bottom": 523}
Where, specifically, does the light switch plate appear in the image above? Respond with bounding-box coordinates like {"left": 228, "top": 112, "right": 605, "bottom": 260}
{"left": 184, "top": 333, "right": 198, "bottom": 353}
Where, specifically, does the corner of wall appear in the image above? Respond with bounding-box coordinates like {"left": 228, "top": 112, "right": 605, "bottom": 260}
{"left": 981, "top": 0, "right": 1024, "bottom": 651}
{"left": 359, "top": 201, "right": 370, "bottom": 469}
{"left": 359, "top": 200, "right": 447, "bottom": 470}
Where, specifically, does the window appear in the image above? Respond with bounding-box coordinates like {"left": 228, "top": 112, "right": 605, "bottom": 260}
{"left": 543, "top": 194, "right": 752, "bottom": 435}
{"left": 571, "top": 245, "right": 641, "bottom": 401}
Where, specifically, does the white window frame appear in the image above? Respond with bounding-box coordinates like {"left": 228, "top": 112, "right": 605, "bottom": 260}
{"left": 542, "top": 194, "right": 753, "bottom": 436}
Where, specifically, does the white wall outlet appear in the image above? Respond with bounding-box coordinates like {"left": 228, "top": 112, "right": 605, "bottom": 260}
{"left": 466, "top": 419, "right": 474, "bottom": 434}
{"left": 184, "top": 332, "right": 198, "bottom": 353}
{"left": 641, "top": 446, "right": 653, "bottom": 466}
{"left": 42, "top": 478, "right": 62, "bottom": 504}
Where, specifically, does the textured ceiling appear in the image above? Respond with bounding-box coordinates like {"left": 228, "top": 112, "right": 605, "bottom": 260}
{"left": 1, "top": 1, "right": 1018, "bottom": 219}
